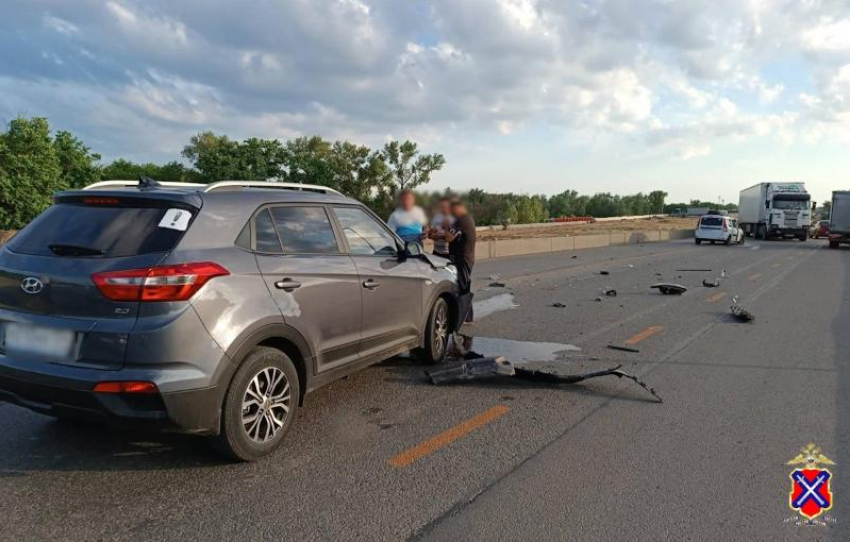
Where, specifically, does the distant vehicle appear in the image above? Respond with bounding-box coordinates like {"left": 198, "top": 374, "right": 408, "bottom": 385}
{"left": 809, "top": 220, "right": 830, "bottom": 239}
{"left": 0, "top": 180, "right": 459, "bottom": 460}
{"left": 694, "top": 213, "right": 744, "bottom": 245}
{"left": 738, "top": 182, "right": 811, "bottom": 240}
{"left": 828, "top": 191, "right": 850, "bottom": 249}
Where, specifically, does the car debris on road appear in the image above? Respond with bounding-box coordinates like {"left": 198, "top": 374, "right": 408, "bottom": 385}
{"left": 607, "top": 344, "right": 640, "bottom": 353}
{"left": 603, "top": 288, "right": 618, "bottom": 297}
{"left": 702, "top": 279, "right": 720, "bottom": 288}
{"left": 426, "top": 357, "right": 662, "bottom": 402}
{"left": 731, "top": 304, "right": 755, "bottom": 322}
{"left": 551, "top": 302, "right": 567, "bottom": 308}
{"left": 651, "top": 283, "right": 688, "bottom": 295}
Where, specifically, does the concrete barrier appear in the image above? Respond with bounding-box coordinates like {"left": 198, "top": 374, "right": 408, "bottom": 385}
{"left": 475, "top": 229, "right": 694, "bottom": 260}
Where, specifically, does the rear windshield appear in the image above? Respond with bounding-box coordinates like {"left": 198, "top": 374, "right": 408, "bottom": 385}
{"left": 9, "top": 203, "right": 189, "bottom": 257}
{"left": 699, "top": 216, "right": 722, "bottom": 227}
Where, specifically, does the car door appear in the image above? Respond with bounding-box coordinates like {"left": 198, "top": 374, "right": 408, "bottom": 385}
{"left": 330, "top": 205, "right": 426, "bottom": 360}
{"left": 253, "top": 204, "right": 363, "bottom": 373}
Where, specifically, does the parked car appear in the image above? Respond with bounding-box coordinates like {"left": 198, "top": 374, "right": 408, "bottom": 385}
{"left": 0, "top": 180, "right": 459, "bottom": 460}
{"left": 694, "top": 214, "right": 744, "bottom": 245}
{"left": 809, "top": 220, "right": 830, "bottom": 239}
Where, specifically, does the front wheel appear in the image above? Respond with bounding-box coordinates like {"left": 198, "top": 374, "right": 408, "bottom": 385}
{"left": 213, "top": 346, "right": 299, "bottom": 461}
{"left": 695, "top": 238, "right": 702, "bottom": 245}
{"left": 416, "top": 297, "right": 450, "bottom": 364}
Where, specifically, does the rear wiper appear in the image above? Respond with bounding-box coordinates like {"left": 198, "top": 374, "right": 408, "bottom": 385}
{"left": 48, "top": 244, "right": 106, "bottom": 256}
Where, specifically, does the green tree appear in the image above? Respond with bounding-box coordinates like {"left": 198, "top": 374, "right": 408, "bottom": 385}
{"left": 647, "top": 190, "right": 667, "bottom": 214}
{"left": 0, "top": 117, "right": 63, "bottom": 229}
{"left": 328, "top": 141, "right": 390, "bottom": 202}
{"left": 280, "top": 136, "right": 335, "bottom": 186}
{"left": 101, "top": 159, "right": 200, "bottom": 183}
{"left": 52, "top": 130, "right": 101, "bottom": 189}
{"left": 380, "top": 140, "right": 445, "bottom": 194}
{"left": 182, "top": 131, "right": 241, "bottom": 182}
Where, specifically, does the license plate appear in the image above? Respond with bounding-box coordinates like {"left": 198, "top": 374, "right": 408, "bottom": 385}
{"left": 3, "top": 323, "right": 77, "bottom": 360}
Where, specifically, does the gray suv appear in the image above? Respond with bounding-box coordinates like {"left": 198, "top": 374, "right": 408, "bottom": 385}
{"left": 0, "top": 180, "right": 458, "bottom": 460}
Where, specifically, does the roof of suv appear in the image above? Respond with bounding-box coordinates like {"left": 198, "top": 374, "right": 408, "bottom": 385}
{"left": 64, "top": 180, "right": 359, "bottom": 207}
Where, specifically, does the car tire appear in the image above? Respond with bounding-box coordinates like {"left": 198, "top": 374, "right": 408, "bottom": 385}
{"left": 415, "top": 297, "right": 450, "bottom": 364}
{"left": 710, "top": 240, "right": 715, "bottom": 245}
{"left": 756, "top": 225, "right": 766, "bottom": 240}
{"left": 212, "top": 346, "right": 299, "bottom": 461}
{"left": 694, "top": 238, "right": 702, "bottom": 245}
{"left": 829, "top": 241, "right": 839, "bottom": 249}
{"left": 724, "top": 236, "right": 731, "bottom": 246}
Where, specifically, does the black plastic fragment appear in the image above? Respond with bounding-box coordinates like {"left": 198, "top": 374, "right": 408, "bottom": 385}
{"left": 607, "top": 344, "right": 640, "bottom": 353}
{"left": 604, "top": 289, "right": 618, "bottom": 297}
{"left": 702, "top": 279, "right": 720, "bottom": 288}
{"left": 650, "top": 283, "right": 687, "bottom": 295}
{"left": 426, "top": 358, "right": 662, "bottom": 402}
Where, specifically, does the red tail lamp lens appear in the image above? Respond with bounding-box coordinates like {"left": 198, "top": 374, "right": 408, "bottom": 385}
{"left": 92, "top": 262, "right": 229, "bottom": 302}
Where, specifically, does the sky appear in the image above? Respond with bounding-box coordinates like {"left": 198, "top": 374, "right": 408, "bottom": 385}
{"left": 2, "top": 0, "right": 850, "bottom": 204}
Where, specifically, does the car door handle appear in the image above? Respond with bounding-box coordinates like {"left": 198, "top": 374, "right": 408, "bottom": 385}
{"left": 275, "top": 279, "right": 302, "bottom": 292}
{"left": 363, "top": 279, "right": 381, "bottom": 290}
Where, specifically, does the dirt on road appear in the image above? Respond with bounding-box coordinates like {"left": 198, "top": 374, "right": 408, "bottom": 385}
{"left": 477, "top": 216, "right": 697, "bottom": 240}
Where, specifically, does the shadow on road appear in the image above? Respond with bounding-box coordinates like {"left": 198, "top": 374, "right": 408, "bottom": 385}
{"left": 0, "top": 412, "right": 230, "bottom": 475}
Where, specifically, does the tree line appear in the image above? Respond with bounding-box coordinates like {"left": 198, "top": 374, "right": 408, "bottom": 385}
{"left": 1, "top": 116, "right": 675, "bottom": 230}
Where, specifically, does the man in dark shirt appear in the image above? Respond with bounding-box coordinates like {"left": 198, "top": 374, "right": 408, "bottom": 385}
{"left": 446, "top": 198, "right": 476, "bottom": 323}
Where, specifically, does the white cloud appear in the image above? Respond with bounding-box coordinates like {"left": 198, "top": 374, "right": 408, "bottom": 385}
{"left": 2, "top": 0, "right": 850, "bottom": 195}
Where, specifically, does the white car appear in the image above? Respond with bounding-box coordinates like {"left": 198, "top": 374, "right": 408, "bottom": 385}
{"left": 695, "top": 214, "right": 745, "bottom": 245}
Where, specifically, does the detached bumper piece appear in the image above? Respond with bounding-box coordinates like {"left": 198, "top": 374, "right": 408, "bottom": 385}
{"left": 426, "top": 357, "right": 662, "bottom": 403}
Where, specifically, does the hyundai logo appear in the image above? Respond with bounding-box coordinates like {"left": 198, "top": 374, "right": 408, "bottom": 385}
{"left": 20, "top": 277, "right": 44, "bottom": 295}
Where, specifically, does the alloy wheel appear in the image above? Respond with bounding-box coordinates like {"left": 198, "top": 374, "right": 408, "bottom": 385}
{"left": 241, "top": 367, "right": 291, "bottom": 443}
{"left": 433, "top": 303, "right": 449, "bottom": 358}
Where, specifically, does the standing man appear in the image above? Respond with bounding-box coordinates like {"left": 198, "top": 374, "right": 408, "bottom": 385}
{"left": 387, "top": 189, "right": 428, "bottom": 246}
{"left": 446, "top": 197, "right": 476, "bottom": 323}
{"left": 429, "top": 196, "right": 454, "bottom": 258}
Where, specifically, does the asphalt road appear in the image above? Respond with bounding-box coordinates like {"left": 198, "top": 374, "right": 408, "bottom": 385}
{"left": 1, "top": 238, "right": 848, "bottom": 542}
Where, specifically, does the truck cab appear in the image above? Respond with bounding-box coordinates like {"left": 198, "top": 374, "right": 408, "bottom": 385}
{"left": 738, "top": 182, "right": 811, "bottom": 241}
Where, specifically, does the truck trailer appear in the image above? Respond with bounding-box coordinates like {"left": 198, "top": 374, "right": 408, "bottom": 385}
{"left": 828, "top": 191, "right": 850, "bottom": 249}
{"left": 738, "top": 182, "right": 811, "bottom": 240}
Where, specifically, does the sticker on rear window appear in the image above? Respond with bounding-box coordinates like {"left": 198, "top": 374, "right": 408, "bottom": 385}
{"left": 159, "top": 208, "right": 192, "bottom": 231}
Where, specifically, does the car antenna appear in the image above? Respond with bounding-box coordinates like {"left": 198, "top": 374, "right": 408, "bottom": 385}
{"left": 138, "top": 176, "right": 162, "bottom": 190}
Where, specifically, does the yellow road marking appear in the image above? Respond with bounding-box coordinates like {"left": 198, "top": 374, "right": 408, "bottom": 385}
{"left": 625, "top": 326, "right": 663, "bottom": 345}
{"left": 707, "top": 292, "right": 727, "bottom": 303}
{"left": 748, "top": 273, "right": 762, "bottom": 281}
{"left": 389, "top": 405, "right": 510, "bottom": 468}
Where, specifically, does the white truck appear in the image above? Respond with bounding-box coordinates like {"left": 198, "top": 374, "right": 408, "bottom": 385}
{"left": 828, "top": 191, "right": 850, "bottom": 249}
{"left": 738, "top": 182, "right": 811, "bottom": 240}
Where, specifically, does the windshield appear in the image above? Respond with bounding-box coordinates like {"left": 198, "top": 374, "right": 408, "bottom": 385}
{"left": 773, "top": 199, "right": 809, "bottom": 210}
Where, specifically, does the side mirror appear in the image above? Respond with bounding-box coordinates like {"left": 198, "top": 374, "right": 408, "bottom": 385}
{"left": 404, "top": 240, "right": 423, "bottom": 257}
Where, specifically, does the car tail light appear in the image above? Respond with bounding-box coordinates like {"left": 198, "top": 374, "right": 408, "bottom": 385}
{"left": 93, "top": 381, "right": 158, "bottom": 394}
{"left": 92, "top": 262, "right": 229, "bottom": 302}
{"left": 722, "top": 221, "right": 728, "bottom": 232}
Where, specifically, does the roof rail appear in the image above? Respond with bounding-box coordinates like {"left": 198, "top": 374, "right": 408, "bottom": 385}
{"left": 203, "top": 181, "right": 342, "bottom": 195}
{"left": 84, "top": 180, "right": 205, "bottom": 190}
{"left": 83, "top": 179, "right": 343, "bottom": 196}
